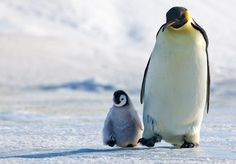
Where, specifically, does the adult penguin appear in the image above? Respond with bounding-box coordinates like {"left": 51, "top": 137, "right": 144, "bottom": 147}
{"left": 139, "top": 6, "right": 210, "bottom": 148}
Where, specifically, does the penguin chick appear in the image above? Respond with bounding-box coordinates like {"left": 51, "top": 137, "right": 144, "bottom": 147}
{"left": 103, "top": 90, "right": 143, "bottom": 147}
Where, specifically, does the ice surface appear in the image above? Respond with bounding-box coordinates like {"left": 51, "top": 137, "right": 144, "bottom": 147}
{"left": 0, "top": 91, "right": 235, "bottom": 163}
{"left": 0, "top": 0, "right": 236, "bottom": 163}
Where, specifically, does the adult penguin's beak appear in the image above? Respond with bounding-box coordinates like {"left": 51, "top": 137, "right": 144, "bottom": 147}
{"left": 162, "top": 19, "right": 179, "bottom": 32}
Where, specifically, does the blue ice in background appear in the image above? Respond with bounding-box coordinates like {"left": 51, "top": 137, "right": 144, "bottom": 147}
{"left": 38, "top": 79, "right": 115, "bottom": 92}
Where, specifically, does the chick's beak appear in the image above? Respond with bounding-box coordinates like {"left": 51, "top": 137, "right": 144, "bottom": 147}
{"left": 113, "top": 96, "right": 120, "bottom": 104}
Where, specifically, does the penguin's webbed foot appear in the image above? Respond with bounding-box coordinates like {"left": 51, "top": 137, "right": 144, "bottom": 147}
{"left": 138, "top": 134, "right": 162, "bottom": 147}
{"left": 180, "top": 141, "right": 199, "bottom": 148}
{"left": 138, "top": 138, "right": 155, "bottom": 147}
{"left": 126, "top": 144, "right": 134, "bottom": 147}
{"left": 106, "top": 135, "right": 116, "bottom": 147}
{"left": 106, "top": 139, "right": 116, "bottom": 147}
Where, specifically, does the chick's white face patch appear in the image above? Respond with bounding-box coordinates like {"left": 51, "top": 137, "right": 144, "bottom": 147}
{"left": 114, "top": 94, "right": 127, "bottom": 107}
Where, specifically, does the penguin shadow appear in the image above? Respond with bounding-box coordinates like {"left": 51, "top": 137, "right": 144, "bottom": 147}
{"left": 0, "top": 146, "right": 175, "bottom": 159}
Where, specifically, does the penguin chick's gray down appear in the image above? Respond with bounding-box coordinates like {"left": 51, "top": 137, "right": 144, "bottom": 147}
{"left": 103, "top": 90, "right": 143, "bottom": 147}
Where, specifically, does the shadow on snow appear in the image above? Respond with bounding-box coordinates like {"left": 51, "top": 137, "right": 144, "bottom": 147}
{"left": 0, "top": 147, "right": 173, "bottom": 159}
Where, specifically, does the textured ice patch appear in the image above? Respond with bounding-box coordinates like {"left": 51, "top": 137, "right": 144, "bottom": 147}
{"left": 37, "top": 79, "right": 115, "bottom": 92}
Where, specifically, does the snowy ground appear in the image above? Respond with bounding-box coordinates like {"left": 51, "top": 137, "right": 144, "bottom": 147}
{"left": 0, "top": 0, "right": 236, "bottom": 163}
{"left": 0, "top": 90, "right": 235, "bottom": 163}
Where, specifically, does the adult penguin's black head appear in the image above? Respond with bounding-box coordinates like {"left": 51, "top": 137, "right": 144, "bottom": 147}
{"left": 113, "top": 90, "right": 129, "bottom": 108}
{"left": 163, "top": 7, "right": 191, "bottom": 31}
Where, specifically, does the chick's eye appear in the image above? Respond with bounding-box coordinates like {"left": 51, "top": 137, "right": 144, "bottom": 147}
{"left": 121, "top": 98, "right": 124, "bottom": 101}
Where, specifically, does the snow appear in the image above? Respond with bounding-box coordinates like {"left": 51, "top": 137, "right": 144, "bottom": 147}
{"left": 0, "top": 0, "right": 236, "bottom": 163}
{"left": 0, "top": 91, "right": 235, "bottom": 163}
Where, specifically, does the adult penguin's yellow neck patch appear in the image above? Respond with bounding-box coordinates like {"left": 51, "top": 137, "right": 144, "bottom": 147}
{"left": 185, "top": 10, "right": 191, "bottom": 21}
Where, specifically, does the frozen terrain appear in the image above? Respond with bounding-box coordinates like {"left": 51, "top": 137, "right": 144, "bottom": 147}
{"left": 0, "top": 0, "right": 236, "bottom": 163}
{"left": 0, "top": 90, "right": 235, "bottom": 163}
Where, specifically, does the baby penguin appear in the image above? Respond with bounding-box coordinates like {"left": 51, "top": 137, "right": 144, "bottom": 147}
{"left": 103, "top": 90, "right": 143, "bottom": 147}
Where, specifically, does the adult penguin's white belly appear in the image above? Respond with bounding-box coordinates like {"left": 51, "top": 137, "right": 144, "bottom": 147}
{"left": 143, "top": 25, "right": 207, "bottom": 143}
